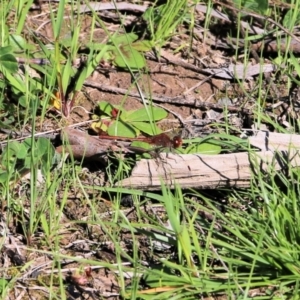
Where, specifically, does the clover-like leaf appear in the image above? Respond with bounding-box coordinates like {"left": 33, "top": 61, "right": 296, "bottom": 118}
{"left": 107, "top": 121, "right": 138, "bottom": 137}
{"left": 2, "top": 141, "right": 28, "bottom": 161}
{"left": 9, "top": 34, "right": 35, "bottom": 51}
{"left": 99, "top": 101, "right": 120, "bottom": 116}
{"left": 113, "top": 46, "right": 145, "bottom": 69}
{"left": 0, "top": 46, "right": 13, "bottom": 56}
{"left": 0, "top": 170, "right": 10, "bottom": 184}
{"left": 0, "top": 277, "right": 8, "bottom": 293}
{"left": 111, "top": 33, "right": 138, "bottom": 46}
{"left": 233, "top": 0, "right": 268, "bottom": 14}
{"left": 185, "top": 142, "right": 221, "bottom": 155}
{"left": 132, "top": 40, "right": 153, "bottom": 52}
{"left": 131, "top": 121, "right": 162, "bottom": 136}
{"left": 127, "top": 106, "right": 167, "bottom": 122}
{"left": 0, "top": 53, "right": 18, "bottom": 73}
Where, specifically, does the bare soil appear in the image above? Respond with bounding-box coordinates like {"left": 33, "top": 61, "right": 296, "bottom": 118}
{"left": 0, "top": 1, "right": 293, "bottom": 299}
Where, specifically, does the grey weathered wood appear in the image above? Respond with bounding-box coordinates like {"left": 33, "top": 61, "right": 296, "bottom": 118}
{"left": 57, "top": 128, "right": 132, "bottom": 159}
{"left": 249, "top": 131, "right": 300, "bottom": 151}
{"left": 117, "top": 132, "right": 300, "bottom": 190}
{"left": 202, "top": 63, "right": 276, "bottom": 80}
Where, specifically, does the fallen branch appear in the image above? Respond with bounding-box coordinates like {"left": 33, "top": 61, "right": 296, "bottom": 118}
{"left": 117, "top": 131, "right": 300, "bottom": 190}
{"left": 56, "top": 128, "right": 132, "bottom": 160}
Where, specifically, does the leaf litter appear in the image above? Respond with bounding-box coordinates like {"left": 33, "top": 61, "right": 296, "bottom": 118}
{"left": 0, "top": 0, "right": 299, "bottom": 299}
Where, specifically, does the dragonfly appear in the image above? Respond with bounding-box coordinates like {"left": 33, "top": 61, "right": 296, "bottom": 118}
{"left": 98, "top": 132, "right": 183, "bottom": 154}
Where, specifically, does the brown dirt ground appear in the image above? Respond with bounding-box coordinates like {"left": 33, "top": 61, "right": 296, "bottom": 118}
{"left": 0, "top": 2, "right": 293, "bottom": 299}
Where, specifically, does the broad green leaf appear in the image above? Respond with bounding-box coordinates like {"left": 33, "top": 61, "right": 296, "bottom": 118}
{"left": 2, "top": 141, "right": 28, "bottom": 160}
{"left": 0, "top": 170, "right": 10, "bottom": 183}
{"left": 0, "top": 120, "right": 13, "bottom": 128}
{"left": 108, "top": 121, "right": 137, "bottom": 137}
{"left": 36, "top": 138, "right": 53, "bottom": 157}
{"left": 283, "top": 9, "right": 300, "bottom": 29}
{"left": 185, "top": 142, "right": 221, "bottom": 155}
{"left": 131, "top": 140, "right": 154, "bottom": 158}
{"left": 132, "top": 40, "right": 153, "bottom": 52}
{"left": 0, "top": 69, "right": 25, "bottom": 92}
{"left": 18, "top": 95, "right": 29, "bottom": 108}
{"left": 23, "top": 138, "right": 35, "bottom": 151}
{"left": 289, "top": 53, "right": 300, "bottom": 85}
{"left": 244, "top": 0, "right": 268, "bottom": 14}
{"left": 0, "top": 46, "right": 13, "bottom": 56}
{"left": 111, "top": 33, "right": 138, "bottom": 46}
{"left": 0, "top": 79, "right": 6, "bottom": 89}
{"left": 9, "top": 34, "right": 32, "bottom": 51}
{"left": 98, "top": 101, "right": 120, "bottom": 116}
{"left": 60, "top": 36, "right": 72, "bottom": 48}
{"left": 113, "top": 46, "right": 145, "bottom": 69}
{"left": 233, "top": 0, "right": 268, "bottom": 14}
{"left": 127, "top": 106, "right": 167, "bottom": 122}
{"left": 131, "top": 140, "right": 152, "bottom": 150}
{"left": 40, "top": 143, "right": 55, "bottom": 175}
{"left": 15, "top": 143, "right": 28, "bottom": 159}
{"left": 131, "top": 121, "right": 162, "bottom": 135}
{"left": 23, "top": 155, "right": 32, "bottom": 170}
{"left": 142, "top": 6, "right": 154, "bottom": 22}
{"left": 0, "top": 278, "right": 8, "bottom": 293}
{"left": 24, "top": 137, "right": 53, "bottom": 159}
{"left": 130, "top": 141, "right": 155, "bottom": 159}
{"left": 0, "top": 54, "right": 18, "bottom": 73}
{"left": 85, "top": 42, "right": 104, "bottom": 51}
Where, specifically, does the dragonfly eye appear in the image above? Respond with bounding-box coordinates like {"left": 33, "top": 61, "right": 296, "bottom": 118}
{"left": 173, "top": 136, "right": 182, "bottom": 148}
